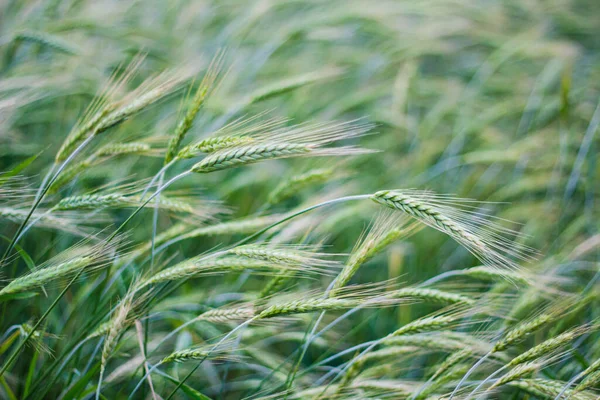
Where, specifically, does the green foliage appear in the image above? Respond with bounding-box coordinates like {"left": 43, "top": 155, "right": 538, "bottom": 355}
{"left": 0, "top": 0, "right": 599, "bottom": 399}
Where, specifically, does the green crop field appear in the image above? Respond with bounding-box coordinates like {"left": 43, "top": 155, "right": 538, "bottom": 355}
{"left": 0, "top": 0, "right": 599, "bottom": 399}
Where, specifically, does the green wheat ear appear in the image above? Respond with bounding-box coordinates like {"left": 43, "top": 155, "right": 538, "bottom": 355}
{"left": 164, "top": 52, "right": 226, "bottom": 164}
{"left": 1, "top": 4, "right": 596, "bottom": 399}
{"left": 0, "top": 238, "right": 120, "bottom": 296}
{"left": 371, "top": 190, "right": 536, "bottom": 271}
{"left": 13, "top": 30, "right": 80, "bottom": 55}
{"left": 191, "top": 143, "right": 315, "bottom": 172}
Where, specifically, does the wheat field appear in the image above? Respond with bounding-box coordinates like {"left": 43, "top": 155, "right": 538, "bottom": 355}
{"left": 0, "top": 1, "right": 599, "bottom": 399}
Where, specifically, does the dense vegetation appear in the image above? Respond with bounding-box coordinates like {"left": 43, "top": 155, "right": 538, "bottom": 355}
{"left": 1, "top": 0, "right": 599, "bottom": 399}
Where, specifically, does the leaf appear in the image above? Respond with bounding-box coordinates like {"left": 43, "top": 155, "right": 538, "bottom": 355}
{"left": 160, "top": 372, "right": 213, "bottom": 400}
{"left": 0, "top": 152, "right": 42, "bottom": 186}
{"left": 13, "top": 244, "right": 47, "bottom": 296}
{"left": 0, "top": 292, "right": 38, "bottom": 302}
{"left": 23, "top": 350, "right": 39, "bottom": 398}
{"left": 59, "top": 363, "right": 100, "bottom": 400}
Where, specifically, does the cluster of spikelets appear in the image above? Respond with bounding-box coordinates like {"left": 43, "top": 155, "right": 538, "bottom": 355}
{"left": 1, "top": 53, "right": 598, "bottom": 399}
{"left": 1, "top": 1, "right": 600, "bottom": 399}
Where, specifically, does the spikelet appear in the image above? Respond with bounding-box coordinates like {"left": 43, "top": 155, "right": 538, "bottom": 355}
{"left": 332, "top": 212, "right": 420, "bottom": 294}
{"left": 257, "top": 298, "right": 360, "bottom": 319}
{"left": 50, "top": 143, "right": 155, "bottom": 193}
{"left": 190, "top": 120, "right": 372, "bottom": 173}
{"left": 390, "top": 315, "right": 459, "bottom": 337}
{"left": 430, "top": 349, "right": 473, "bottom": 381}
{"left": 0, "top": 238, "right": 118, "bottom": 296}
{"left": 138, "top": 254, "right": 328, "bottom": 289}
{"left": 246, "top": 68, "right": 342, "bottom": 104}
{"left": 259, "top": 272, "right": 291, "bottom": 300}
{"left": 13, "top": 30, "right": 80, "bottom": 55}
{"left": 387, "top": 306, "right": 480, "bottom": 341}
{"left": 0, "top": 207, "right": 34, "bottom": 224}
{"left": 509, "top": 379, "right": 597, "bottom": 400}
{"left": 100, "top": 285, "right": 137, "bottom": 383}
{"left": 55, "top": 55, "right": 144, "bottom": 162}
{"left": 47, "top": 160, "right": 92, "bottom": 194}
{"left": 126, "top": 194, "right": 217, "bottom": 217}
{"left": 161, "top": 345, "right": 238, "bottom": 364}
{"left": 95, "top": 142, "right": 152, "bottom": 156}
{"left": 267, "top": 168, "right": 336, "bottom": 205}
{"left": 336, "top": 347, "right": 421, "bottom": 394}
{"left": 489, "top": 361, "right": 540, "bottom": 390}
{"left": 53, "top": 193, "right": 128, "bottom": 210}
{"left": 350, "top": 379, "right": 414, "bottom": 397}
{"left": 191, "top": 143, "right": 314, "bottom": 173}
{"left": 574, "top": 358, "right": 600, "bottom": 392}
{"left": 198, "top": 306, "right": 255, "bottom": 323}
{"left": 19, "top": 323, "right": 58, "bottom": 355}
{"left": 496, "top": 298, "right": 579, "bottom": 356}
{"left": 388, "top": 288, "right": 474, "bottom": 305}
{"left": 87, "top": 321, "right": 112, "bottom": 340}
{"left": 177, "top": 135, "right": 254, "bottom": 158}
{"left": 52, "top": 192, "right": 214, "bottom": 219}
{"left": 138, "top": 256, "right": 269, "bottom": 287}
{"left": 175, "top": 113, "right": 285, "bottom": 159}
{"left": 164, "top": 52, "right": 226, "bottom": 163}
{"left": 382, "top": 333, "right": 474, "bottom": 353}
{"left": 55, "top": 103, "right": 115, "bottom": 163}
{"left": 96, "top": 68, "right": 190, "bottom": 133}
{"left": 576, "top": 369, "right": 600, "bottom": 393}
{"left": 0, "top": 207, "right": 91, "bottom": 236}
{"left": 506, "top": 327, "right": 588, "bottom": 368}
{"left": 230, "top": 243, "right": 338, "bottom": 270}
{"left": 493, "top": 313, "right": 554, "bottom": 352}
{"left": 371, "top": 190, "right": 535, "bottom": 270}
{"left": 257, "top": 283, "right": 402, "bottom": 319}
{"left": 457, "top": 265, "right": 530, "bottom": 285}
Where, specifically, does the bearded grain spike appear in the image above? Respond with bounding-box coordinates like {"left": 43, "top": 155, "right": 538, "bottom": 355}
{"left": 198, "top": 307, "right": 255, "bottom": 323}
{"left": 509, "top": 379, "right": 596, "bottom": 400}
{"left": 96, "top": 142, "right": 152, "bottom": 156}
{"left": 177, "top": 136, "right": 254, "bottom": 159}
{"left": 56, "top": 106, "right": 113, "bottom": 162}
{"left": 371, "top": 190, "right": 532, "bottom": 270}
{"left": 257, "top": 298, "right": 358, "bottom": 319}
{"left": 372, "top": 190, "right": 487, "bottom": 252}
{"left": 390, "top": 315, "right": 457, "bottom": 337}
{"left": 191, "top": 143, "right": 314, "bottom": 173}
{"left": 489, "top": 362, "right": 540, "bottom": 390}
{"left": 165, "top": 53, "right": 225, "bottom": 163}
{"left": 0, "top": 256, "right": 93, "bottom": 296}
